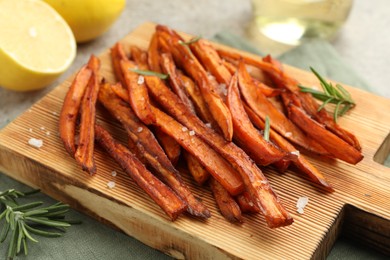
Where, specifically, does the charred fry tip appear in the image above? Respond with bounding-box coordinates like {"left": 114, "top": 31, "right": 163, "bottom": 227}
{"left": 267, "top": 216, "right": 294, "bottom": 229}
{"left": 187, "top": 205, "right": 212, "bottom": 219}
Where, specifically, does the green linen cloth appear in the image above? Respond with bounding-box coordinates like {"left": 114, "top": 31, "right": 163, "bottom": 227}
{"left": 0, "top": 34, "right": 387, "bottom": 259}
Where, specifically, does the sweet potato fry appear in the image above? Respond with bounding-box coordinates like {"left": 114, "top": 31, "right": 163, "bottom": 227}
{"left": 156, "top": 25, "right": 233, "bottom": 141}
{"left": 245, "top": 104, "right": 334, "bottom": 192}
{"left": 209, "top": 178, "right": 242, "bottom": 223}
{"left": 237, "top": 61, "right": 330, "bottom": 156}
{"left": 95, "top": 124, "right": 186, "bottom": 220}
{"left": 129, "top": 45, "right": 148, "bottom": 66}
{"left": 288, "top": 104, "right": 363, "bottom": 164}
{"left": 252, "top": 78, "right": 283, "bottom": 98}
{"left": 148, "top": 33, "right": 162, "bottom": 72}
{"left": 98, "top": 84, "right": 210, "bottom": 218}
{"left": 227, "top": 73, "right": 292, "bottom": 166}
{"left": 154, "top": 129, "right": 181, "bottom": 165}
{"left": 273, "top": 159, "right": 291, "bottom": 173}
{"left": 236, "top": 191, "right": 261, "bottom": 213}
{"left": 183, "top": 152, "right": 210, "bottom": 185}
{"left": 222, "top": 59, "right": 237, "bottom": 75}
{"left": 111, "top": 82, "right": 128, "bottom": 101}
{"left": 160, "top": 52, "right": 196, "bottom": 114}
{"left": 59, "top": 65, "right": 92, "bottom": 156}
{"left": 191, "top": 39, "right": 232, "bottom": 85}
{"left": 119, "top": 58, "right": 155, "bottom": 125}
{"left": 197, "top": 78, "right": 233, "bottom": 141}
{"left": 217, "top": 48, "right": 280, "bottom": 76}
{"left": 128, "top": 138, "right": 147, "bottom": 165}
{"left": 74, "top": 55, "right": 101, "bottom": 175}
{"left": 110, "top": 42, "right": 128, "bottom": 84}
{"left": 177, "top": 70, "right": 215, "bottom": 124}
{"left": 145, "top": 72, "right": 293, "bottom": 228}
{"left": 149, "top": 105, "right": 244, "bottom": 196}
{"left": 221, "top": 59, "right": 282, "bottom": 98}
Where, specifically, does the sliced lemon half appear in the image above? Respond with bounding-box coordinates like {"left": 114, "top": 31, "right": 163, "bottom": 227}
{"left": 0, "top": 0, "right": 76, "bottom": 91}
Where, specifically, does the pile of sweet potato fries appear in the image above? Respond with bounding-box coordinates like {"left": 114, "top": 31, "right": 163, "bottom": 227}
{"left": 59, "top": 25, "right": 363, "bottom": 228}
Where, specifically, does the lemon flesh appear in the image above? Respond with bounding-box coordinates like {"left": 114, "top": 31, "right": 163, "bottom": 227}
{"left": 44, "top": 0, "right": 126, "bottom": 43}
{"left": 0, "top": 0, "right": 76, "bottom": 91}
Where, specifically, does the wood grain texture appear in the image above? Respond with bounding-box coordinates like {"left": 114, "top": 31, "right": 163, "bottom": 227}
{"left": 0, "top": 22, "right": 389, "bottom": 259}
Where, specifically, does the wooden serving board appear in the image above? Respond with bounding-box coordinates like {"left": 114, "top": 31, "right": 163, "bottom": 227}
{"left": 0, "top": 22, "right": 389, "bottom": 259}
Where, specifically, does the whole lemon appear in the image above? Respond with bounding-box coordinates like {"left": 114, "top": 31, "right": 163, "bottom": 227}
{"left": 44, "top": 0, "right": 126, "bottom": 43}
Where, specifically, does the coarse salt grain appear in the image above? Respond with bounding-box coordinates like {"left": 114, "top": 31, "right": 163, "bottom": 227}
{"left": 111, "top": 171, "right": 117, "bottom": 177}
{"left": 28, "top": 138, "right": 43, "bottom": 148}
{"left": 137, "top": 127, "right": 143, "bottom": 133}
{"left": 40, "top": 126, "right": 45, "bottom": 131}
{"left": 291, "top": 150, "right": 300, "bottom": 157}
{"left": 137, "top": 75, "right": 145, "bottom": 85}
{"left": 182, "top": 127, "right": 188, "bottom": 132}
{"left": 296, "top": 196, "right": 309, "bottom": 214}
{"left": 107, "top": 181, "right": 116, "bottom": 189}
{"left": 205, "top": 123, "right": 212, "bottom": 128}
{"left": 219, "top": 84, "right": 227, "bottom": 96}
{"left": 46, "top": 131, "right": 51, "bottom": 136}
{"left": 52, "top": 112, "right": 58, "bottom": 116}
{"left": 189, "top": 130, "right": 195, "bottom": 136}
{"left": 285, "top": 132, "right": 292, "bottom": 138}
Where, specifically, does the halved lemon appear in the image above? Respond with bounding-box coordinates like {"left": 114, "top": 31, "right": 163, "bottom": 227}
{"left": 0, "top": 0, "right": 76, "bottom": 91}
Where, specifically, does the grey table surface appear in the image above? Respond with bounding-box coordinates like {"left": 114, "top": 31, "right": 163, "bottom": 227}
{"left": 0, "top": 0, "right": 389, "bottom": 259}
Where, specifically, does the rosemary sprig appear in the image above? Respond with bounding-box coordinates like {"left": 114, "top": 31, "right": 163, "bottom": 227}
{"left": 129, "top": 69, "right": 169, "bottom": 80}
{"left": 0, "top": 188, "right": 79, "bottom": 259}
{"left": 263, "top": 116, "right": 270, "bottom": 142}
{"left": 298, "top": 67, "right": 355, "bottom": 122}
{"left": 178, "top": 35, "right": 201, "bottom": 46}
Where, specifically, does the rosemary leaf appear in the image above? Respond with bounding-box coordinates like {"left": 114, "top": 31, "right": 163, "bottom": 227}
{"left": 64, "top": 220, "right": 82, "bottom": 225}
{"left": 129, "top": 69, "right": 169, "bottom": 79}
{"left": 16, "top": 222, "right": 24, "bottom": 254}
{"left": 44, "top": 204, "right": 69, "bottom": 212}
{"left": 25, "top": 224, "right": 62, "bottom": 238}
{"left": 13, "top": 201, "right": 43, "bottom": 211}
{"left": 178, "top": 35, "right": 201, "bottom": 46}
{"left": 299, "top": 68, "right": 355, "bottom": 122}
{"left": 21, "top": 189, "right": 40, "bottom": 197}
{"left": 21, "top": 223, "right": 38, "bottom": 243}
{"left": 317, "top": 98, "right": 334, "bottom": 112}
{"left": 0, "top": 190, "right": 11, "bottom": 197}
{"left": 336, "top": 83, "right": 352, "bottom": 101}
{"left": 0, "top": 209, "right": 6, "bottom": 220}
{"left": 22, "top": 237, "right": 28, "bottom": 255}
{"left": 24, "top": 209, "right": 49, "bottom": 217}
{"left": 334, "top": 101, "right": 343, "bottom": 122}
{"left": 25, "top": 217, "right": 71, "bottom": 228}
{"left": 339, "top": 103, "right": 352, "bottom": 117}
{"left": 43, "top": 209, "right": 69, "bottom": 218}
{"left": 7, "top": 223, "right": 18, "bottom": 259}
{"left": 0, "top": 221, "right": 10, "bottom": 242}
{"left": 264, "top": 116, "right": 270, "bottom": 142}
